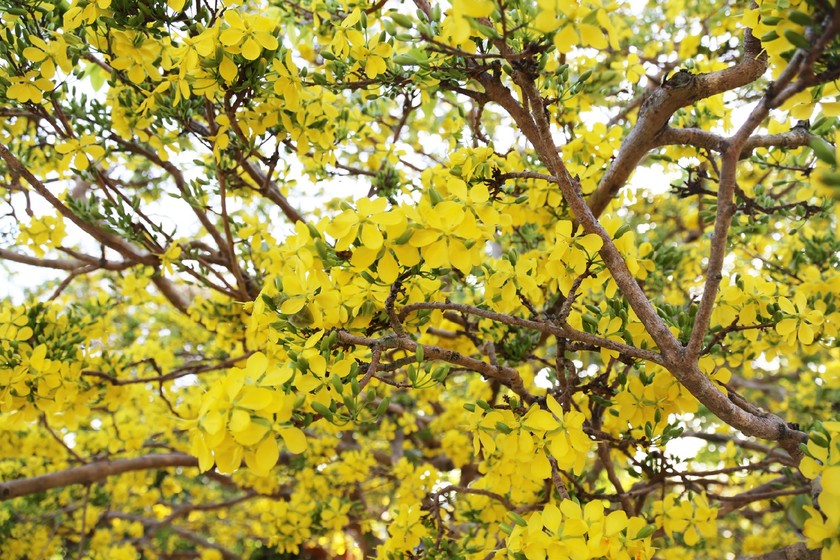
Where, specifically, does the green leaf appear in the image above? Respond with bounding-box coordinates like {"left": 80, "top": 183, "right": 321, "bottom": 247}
{"left": 391, "top": 13, "right": 413, "bottom": 28}
{"left": 635, "top": 525, "right": 656, "bottom": 539}
{"left": 783, "top": 29, "right": 811, "bottom": 50}
{"left": 393, "top": 54, "right": 421, "bottom": 66}
{"left": 789, "top": 11, "right": 814, "bottom": 26}
{"left": 810, "top": 137, "right": 836, "bottom": 165}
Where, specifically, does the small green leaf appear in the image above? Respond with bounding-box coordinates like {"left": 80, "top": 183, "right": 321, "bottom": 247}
{"left": 635, "top": 525, "right": 656, "bottom": 539}
{"left": 393, "top": 54, "right": 421, "bottom": 66}
{"left": 810, "top": 137, "right": 836, "bottom": 165}
{"left": 783, "top": 29, "right": 811, "bottom": 50}
{"left": 789, "top": 11, "right": 813, "bottom": 26}
{"left": 311, "top": 402, "right": 334, "bottom": 420}
{"left": 391, "top": 13, "right": 413, "bottom": 28}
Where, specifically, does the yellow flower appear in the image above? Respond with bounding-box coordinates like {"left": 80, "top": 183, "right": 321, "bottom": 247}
{"left": 5, "top": 70, "right": 53, "bottom": 103}
{"left": 159, "top": 242, "right": 182, "bottom": 275}
{"left": 329, "top": 8, "right": 365, "bottom": 59}
{"left": 109, "top": 30, "right": 163, "bottom": 84}
{"left": 219, "top": 10, "right": 279, "bottom": 61}
{"left": 386, "top": 505, "right": 427, "bottom": 553}
{"left": 17, "top": 214, "right": 66, "bottom": 257}
{"left": 776, "top": 292, "right": 824, "bottom": 346}
{"left": 350, "top": 36, "right": 393, "bottom": 79}
{"left": 22, "top": 35, "right": 72, "bottom": 80}
{"left": 55, "top": 133, "right": 105, "bottom": 171}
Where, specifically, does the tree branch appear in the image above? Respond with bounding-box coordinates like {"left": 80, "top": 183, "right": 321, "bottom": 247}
{"left": 737, "top": 543, "right": 820, "bottom": 560}
{"left": 686, "top": 20, "right": 839, "bottom": 360}
{"left": 336, "top": 330, "right": 536, "bottom": 403}
{"left": 399, "top": 301, "right": 664, "bottom": 364}
{"left": 657, "top": 125, "right": 813, "bottom": 157}
{"left": 588, "top": 26, "right": 768, "bottom": 217}
{"left": 0, "top": 453, "right": 198, "bottom": 501}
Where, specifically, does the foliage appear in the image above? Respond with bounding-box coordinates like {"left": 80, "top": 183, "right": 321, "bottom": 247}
{"left": 0, "top": 0, "right": 838, "bottom": 559}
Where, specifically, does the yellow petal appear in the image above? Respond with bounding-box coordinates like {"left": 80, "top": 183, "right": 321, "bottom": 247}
{"left": 244, "top": 352, "right": 268, "bottom": 378}
{"left": 214, "top": 443, "right": 243, "bottom": 474}
{"left": 554, "top": 25, "right": 578, "bottom": 52}
{"left": 229, "top": 408, "right": 251, "bottom": 432}
{"left": 219, "top": 56, "right": 237, "bottom": 82}
{"left": 422, "top": 238, "right": 449, "bottom": 269}
{"left": 775, "top": 318, "right": 798, "bottom": 337}
{"left": 605, "top": 510, "right": 628, "bottom": 536}
{"left": 280, "top": 297, "right": 306, "bottom": 314}
{"left": 360, "top": 223, "right": 384, "bottom": 249}
{"left": 241, "top": 36, "right": 262, "bottom": 60}
{"left": 523, "top": 409, "right": 558, "bottom": 432}
{"left": 378, "top": 250, "right": 399, "bottom": 283}
{"left": 22, "top": 46, "right": 47, "bottom": 62}
{"left": 778, "top": 296, "right": 797, "bottom": 315}
{"left": 252, "top": 436, "right": 279, "bottom": 475}
{"left": 237, "top": 387, "right": 274, "bottom": 410}
{"left": 279, "top": 426, "right": 307, "bottom": 453}
{"left": 579, "top": 23, "right": 607, "bottom": 49}
{"left": 576, "top": 233, "right": 603, "bottom": 255}
{"left": 192, "top": 435, "right": 214, "bottom": 472}
{"left": 798, "top": 323, "right": 815, "bottom": 345}
{"left": 256, "top": 32, "right": 278, "bottom": 51}
{"left": 409, "top": 228, "right": 441, "bottom": 247}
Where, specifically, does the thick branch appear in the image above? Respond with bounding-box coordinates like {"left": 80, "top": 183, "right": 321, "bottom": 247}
{"left": 588, "top": 28, "right": 767, "bottom": 217}
{"left": 686, "top": 21, "right": 838, "bottom": 360}
{"left": 0, "top": 248, "right": 86, "bottom": 270}
{"left": 0, "top": 453, "right": 198, "bottom": 501}
{"left": 475, "top": 72, "right": 681, "bottom": 359}
{"left": 657, "top": 125, "right": 813, "bottom": 157}
{"left": 475, "top": 46, "right": 808, "bottom": 461}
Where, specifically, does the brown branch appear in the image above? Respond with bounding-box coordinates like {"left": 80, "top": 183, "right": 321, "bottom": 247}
{"left": 0, "top": 143, "right": 197, "bottom": 314}
{"left": 398, "top": 301, "right": 663, "bottom": 364}
{"left": 159, "top": 491, "right": 259, "bottom": 525}
{"left": 0, "top": 248, "right": 87, "bottom": 270}
{"left": 597, "top": 442, "right": 634, "bottom": 515}
{"left": 737, "top": 543, "right": 820, "bottom": 560}
{"left": 150, "top": 276, "right": 191, "bottom": 314}
{"left": 429, "top": 485, "right": 516, "bottom": 511}
{"left": 546, "top": 454, "right": 570, "bottom": 500}
{"left": 0, "top": 142, "right": 156, "bottom": 266}
{"left": 81, "top": 353, "right": 251, "bottom": 386}
{"left": 215, "top": 152, "right": 251, "bottom": 301}
{"left": 336, "top": 330, "right": 536, "bottom": 404}
{"left": 474, "top": 41, "right": 808, "bottom": 461}
{"left": 40, "top": 415, "right": 85, "bottom": 464}
{"left": 100, "top": 512, "right": 240, "bottom": 560}
{"left": 657, "top": 125, "right": 813, "bottom": 157}
{"left": 685, "top": 23, "right": 835, "bottom": 361}
{"left": 112, "top": 136, "right": 229, "bottom": 255}
{"left": 0, "top": 453, "right": 198, "bottom": 501}
{"left": 716, "top": 475, "right": 809, "bottom": 516}
{"left": 588, "top": 26, "right": 768, "bottom": 217}
{"left": 358, "top": 345, "right": 382, "bottom": 392}
{"left": 681, "top": 431, "right": 795, "bottom": 466}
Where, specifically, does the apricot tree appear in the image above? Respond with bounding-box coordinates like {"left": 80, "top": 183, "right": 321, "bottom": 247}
{"left": 0, "top": 0, "right": 838, "bottom": 559}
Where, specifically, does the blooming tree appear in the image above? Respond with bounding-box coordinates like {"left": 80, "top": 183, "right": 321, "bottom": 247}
{"left": 0, "top": 0, "right": 839, "bottom": 558}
